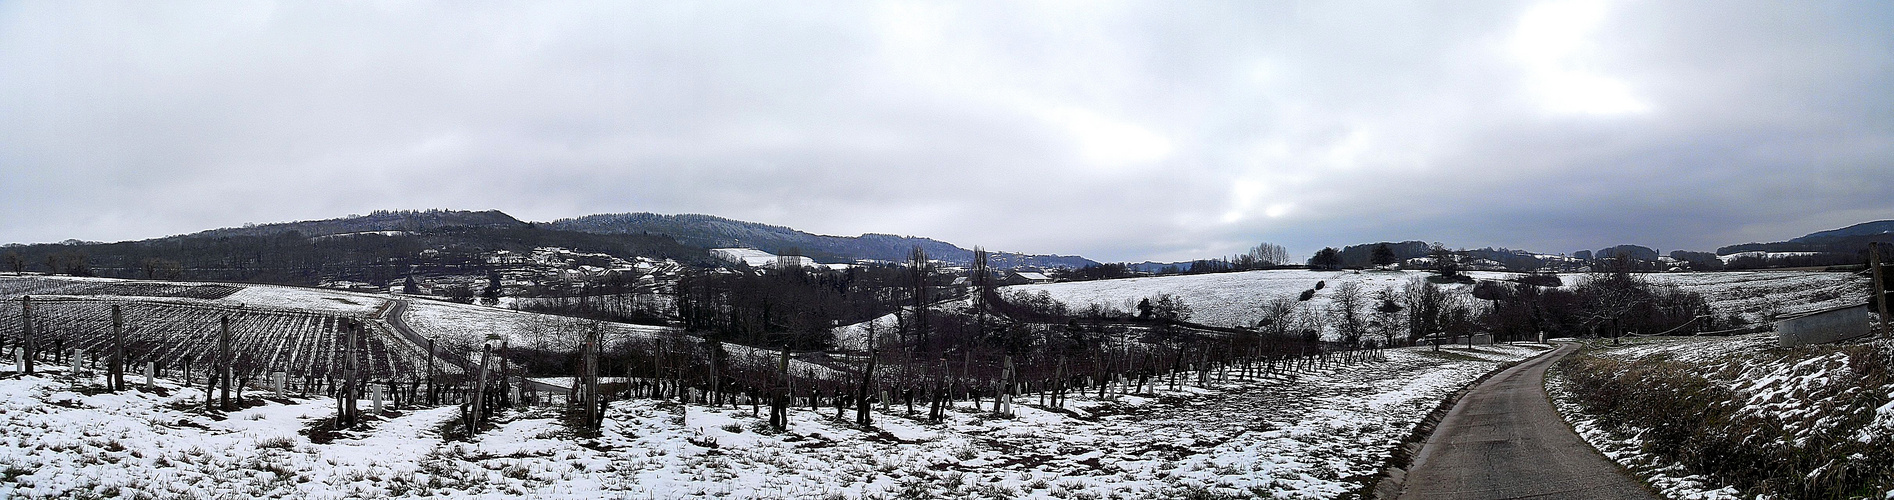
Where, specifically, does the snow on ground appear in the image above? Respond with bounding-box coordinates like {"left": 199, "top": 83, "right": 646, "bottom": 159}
{"left": 222, "top": 285, "right": 390, "bottom": 316}
{"left": 1, "top": 343, "right": 1549, "bottom": 499}
{"left": 1715, "top": 251, "right": 1828, "bottom": 264}
{"left": 0, "top": 371, "right": 455, "bottom": 499}
{"left": 1005, "top": 270, "right": 1514, "bottom": 330}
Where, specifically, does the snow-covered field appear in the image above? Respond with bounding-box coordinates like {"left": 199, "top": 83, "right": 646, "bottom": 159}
{"left": 1638, "top": 271, "right": 1866, "bottom": 320}
{"left": 223, "top": 286, "right": 389, "bottom": 316}
{"left": 0, "top": 343, "right": 1549, "bottom": 499}
{"left": 1004, "top": 270, "right": 1488, "bottom": 330}
{"left": 400, "top": 298, "right": 674, "bottom": 352}
{"left": 1006, "top": 270, "right": 1866, "bottom": 330}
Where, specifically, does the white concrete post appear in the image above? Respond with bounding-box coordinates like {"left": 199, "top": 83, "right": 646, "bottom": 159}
{"left": 273, "top": 372, "right": 286, "bottom": 395}
{"left": 145, "top": 362, "right": 155, "bottom": 388}
{"left": 371, "top": 385, "right": 384, "bottom": 415}
{"left": 71, "top": 350, "right": 84, "bottom": 375}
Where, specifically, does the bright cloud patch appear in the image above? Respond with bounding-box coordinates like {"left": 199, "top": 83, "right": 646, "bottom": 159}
{"left": 1511, "top": 0, "right": 1650, "bottom": 116}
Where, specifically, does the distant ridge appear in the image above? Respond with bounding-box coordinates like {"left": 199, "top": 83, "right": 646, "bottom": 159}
{"left": 1718, "top": 219, "right": 1894, "bottom": 255}
{"left": 1789, "top": 220, "right": 1894, "bottom": 244}
{"left": 545, "top": 212, "right": 1095, "bottom": 269}
{"left": 186, "top": 209, "right": 528, "bottom": 239}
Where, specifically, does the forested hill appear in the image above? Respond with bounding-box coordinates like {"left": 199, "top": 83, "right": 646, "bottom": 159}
{"left": 0, "top": 209, "right": 1098, "bottom": 286}
{"left": 185, "top": 209, "right": 530, "bottom": 239}
{"left": 545, "top": 212, "right": 1097, "bottom": 268}
{"left": 1717, "top": 219, "right": 1894, "bottom": 255}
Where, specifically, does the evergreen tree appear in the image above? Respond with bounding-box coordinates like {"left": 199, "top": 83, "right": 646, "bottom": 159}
{"left": 1308, "top": 247, "right": 1343, "bottom": 270}
{"left": 1371, "top": 243, "right": 1398, "bottom": 268}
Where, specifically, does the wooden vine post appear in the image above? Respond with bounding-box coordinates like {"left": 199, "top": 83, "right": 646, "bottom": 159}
{"left": 426, "top": 337, "right": 437, "bottom": 406}
{"left": 340, "top": 319, "right": 360, "bottom": 428}
{"left": 209, "top": 315, "right": 231, "bottom": 412}
{"left": 110, "top": 305, "right": 125, "bottom": 391}
{"left": 1873, "top": 242, "right": 1890, "bottom": 336}
{"left": 855, "top": 345, "right": 875, "bottom": 426}
{"left": 497, "top": 340, "right": 511, "bottom": 408}
{"left": 580, "top": 325, "right": 601, "bottom": 437}
{"left": 467, "top": 342, "right": 493, "bottom": 434}
{"left": 19, "top": 296, "right": 33, "bottom": 375}
{"left": 770, "top": 349, "right": 789, "bottom": 431}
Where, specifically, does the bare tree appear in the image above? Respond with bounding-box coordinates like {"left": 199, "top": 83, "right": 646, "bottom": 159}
{"left": 1328, "top": 281, "right": 1368, "bottom": 346}
{"left": 970, "top": 247, "right": 992, "bottom": 321}
{"left": 2, "top": 252, "right": 23, "bottom": 273}
{"left": 1258, "top": 296, "right": 1297, "bottom": 337}
{"left": 1370, "top": 287, "right": 1405, "bottom": 346}
{"left": 1248, "top": 243, "right": 1289, "bottom": 266}
{"left": 1577, "top": 264, "right": 1649, "bottom": 345}
{"left": 1403, "top": 277, "right": 1447, "bottom": 342}
{"left": 1429, "top": 243, "right": 1462, "bottom": 279}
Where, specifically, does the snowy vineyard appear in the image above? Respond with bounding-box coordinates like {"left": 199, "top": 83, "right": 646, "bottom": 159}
{"left": 0, "top": 297, "right": 465, "bottom": 389}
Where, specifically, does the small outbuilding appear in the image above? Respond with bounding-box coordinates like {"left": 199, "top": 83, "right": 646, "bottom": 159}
{"left": 1776, "top": 303, "right": 1871, "bottom": 347}
{"left": 1008, "top": 271, "right": 1053, "bottom": 284}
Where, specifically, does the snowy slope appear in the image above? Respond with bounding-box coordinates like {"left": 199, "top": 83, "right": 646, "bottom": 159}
{"left": 1548, "top": 335, "right": 1894, "bottom": 499}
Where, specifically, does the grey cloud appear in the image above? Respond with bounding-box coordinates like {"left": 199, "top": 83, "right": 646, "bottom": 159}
{"left": 3, "top": 1, "right": 1889, "bottom": 263}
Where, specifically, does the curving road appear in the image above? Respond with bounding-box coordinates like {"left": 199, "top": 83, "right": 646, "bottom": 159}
{"left": 380, "top": 298, "right": 565, "bottom": 394}
{"left": 1398, "top": 343, "right": 1657, "bottom": 500}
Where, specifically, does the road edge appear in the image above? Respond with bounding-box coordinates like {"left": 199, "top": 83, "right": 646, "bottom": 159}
{"left": 1362, "top": 344, "right": 1556, "bottom": 499}
{"left": 1538, "top": 342, "right": 1671, "bottom": 499}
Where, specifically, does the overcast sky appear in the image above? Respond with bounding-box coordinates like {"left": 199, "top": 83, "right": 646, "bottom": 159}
{"left": 3, "top": 1, "right": 1890, "bottom": 262}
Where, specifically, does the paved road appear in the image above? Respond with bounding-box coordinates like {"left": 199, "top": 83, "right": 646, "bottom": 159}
{"left": 1398, "top": 343, "right": 1657, "bottom": 500}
